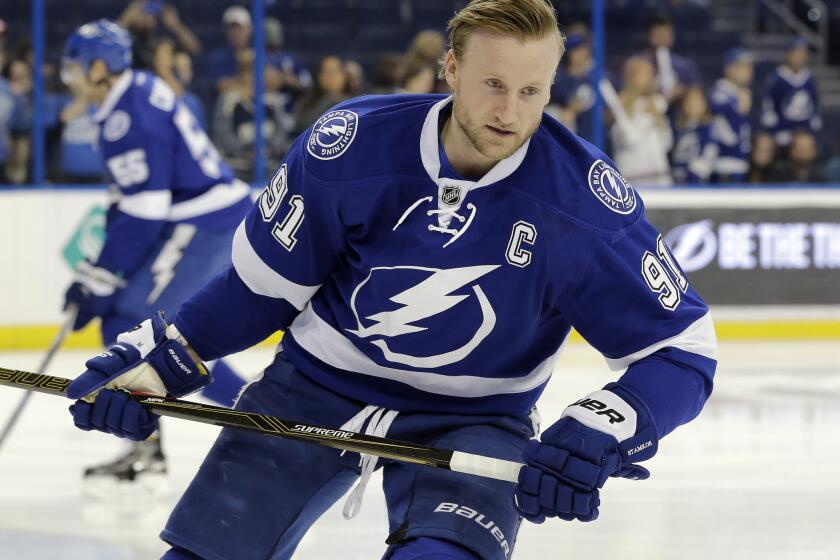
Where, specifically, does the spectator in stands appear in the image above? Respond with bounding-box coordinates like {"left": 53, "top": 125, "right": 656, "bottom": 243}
{"left": 213, "top": 49, "right": 292, "bottom": 180}
{"left": 708, "top": 48, "right": 754, "bottom": 183}
{"left": 119, "top": 1, "right": 201, "bottom": 70}
{"left": 263, "top": 17, "right": 311, "bottom": 105}
{"left": 610, "top": 57, "right": 673, "bottom": 186}
{"left": 548, "top": 33, "right": 599, "bottom": 143}
{"left": 153, "top": 39, "right": 207, "bottom": 130}
{"left": 671, "top": 86, "right": 714, "bottom": 183}
{"left": 824, "top": 131, "right": 840, "bottom": 183}
{"left": 760, "top": 39, "right": 822, "bottom": 148}
{"left": 747, "top": 131, "right": 783, "bottom": 183}
{"left": 637, "top": 13, "right": 700, "bottom": 109}
{"left": 406, "top": 30, "right": 448, "bottom": 94}
{"left": 4, "top": 45, "right": 33, "bottom": 184}
{"left": 400, "top": 56, "right": 437, "bottom": 95}
{"left": 56, "top": 61, "right": 104, "bottom": 183}
{"left": 345, "top": 59, "right": 366, "bottom": 97}
{"left": 370, "top": 52, "right": 403, "bottom": 95}
{"left": 774, "top": 129, "right": 825, "bottom": 183}
{"left": 0, "top": 19, "right": 7, "bottom": 76}
{"left": 209, "top": 9, "right": 310, "bottom": 103}
{"left": 0, "top": 71, "right": 20, "bottom": 184}
{"left": 294, "top": 55, "right": 350, "bottom": 136}
{"left": 208, "top": 6, "right": 255, "bottom": 94}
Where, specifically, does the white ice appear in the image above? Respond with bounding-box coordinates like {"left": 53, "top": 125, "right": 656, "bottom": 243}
{"left": 1, "top": 340, "right": 838, "bottom": 559}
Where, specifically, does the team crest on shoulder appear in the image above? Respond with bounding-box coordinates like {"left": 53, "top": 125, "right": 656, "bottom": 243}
{"left": 587, "top": 159, "right": 636, "bottom": 215}
{"left": 103, "top": 110, "right": 131, "bottom": 142}
{"left": 307, "top": 110, "right": 359, "bottom": 160}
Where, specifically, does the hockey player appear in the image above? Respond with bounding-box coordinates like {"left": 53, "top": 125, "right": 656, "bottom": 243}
{"left": 60, "top": 20, "right": 251, "bottom": 494}
{"left": 760, "top": 38, "right": 822, "bottom": 148}
{"left": 65, "top": 2, "right": 717, "bottom": 559}
{"left": 708, "top": 48, "right": 754, "bottom": 182}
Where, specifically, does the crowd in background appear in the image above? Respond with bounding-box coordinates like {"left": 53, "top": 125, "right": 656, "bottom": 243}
{"left": 0, "top": 1, "right": 839, "bottom": 186}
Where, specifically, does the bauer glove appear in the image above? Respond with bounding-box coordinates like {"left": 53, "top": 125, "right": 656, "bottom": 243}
{"left": 68, "top": 311, "right": 211, "bottom": 440}
{"left": 63, "top": 261, "right": 125, "bottom": 331}
{"left": 514, "top": 384, "right": 657, "bottom": 523}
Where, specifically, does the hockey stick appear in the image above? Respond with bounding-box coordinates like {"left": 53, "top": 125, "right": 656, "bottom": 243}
{"left": 0, "top": 367, "right": 525, "bottom": 483}
{"left": 0, "top": 307, "right": 78, "bottom": 451}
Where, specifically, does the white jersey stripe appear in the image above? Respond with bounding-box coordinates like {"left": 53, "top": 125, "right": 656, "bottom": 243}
{"left": 289, "top": 303, "right": 566, "bottom": 398}
{"left": 604, "top": 311, "right": 718, "bottom": 371}
{"left": 169, "top": 179, "right": 251, "bottom": 221}
{"left": 118, "top": 189, "right": 172, "bottom": 220}
{"left": 231, "top": 222, "right": 320, "bottom": 310}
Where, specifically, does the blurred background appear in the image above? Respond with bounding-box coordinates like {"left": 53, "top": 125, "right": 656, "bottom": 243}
{"left": 0, "top": 1, "right": 839, "bottom": 559}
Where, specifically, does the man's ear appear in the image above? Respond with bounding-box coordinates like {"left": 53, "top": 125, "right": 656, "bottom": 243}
{"left": 443, "top": 50, "right": 458, "bottom": 91}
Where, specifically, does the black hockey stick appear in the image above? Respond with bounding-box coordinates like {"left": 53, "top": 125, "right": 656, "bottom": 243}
{"left": 0, "top": 367, "right": 524, "bottom": 483}
{"left": 0, "top": 307, "right": 77, "bottom": 452}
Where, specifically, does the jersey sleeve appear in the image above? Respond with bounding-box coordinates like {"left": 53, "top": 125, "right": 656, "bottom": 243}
{"left": 555, "top": 206, "right": 717, "bottom": 440}
{"left": 96, "top": 101, "right": 176, "bottom": 276}
{"left": 173, "top": 136, "right": 346, "bottom": 360}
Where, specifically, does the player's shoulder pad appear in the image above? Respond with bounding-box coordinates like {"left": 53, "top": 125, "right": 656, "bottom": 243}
{"left": 100, "top": 71, "right": 173, "bottom": 146}
{"left": 522, "top": 113, "right": 645, "bottom": 235}
{"left": 298, "top": 94, "right": 446, "bottom": 184}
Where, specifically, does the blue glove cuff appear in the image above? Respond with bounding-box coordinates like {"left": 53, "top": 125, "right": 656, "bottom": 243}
{"left": 560, "top": 383, "right": 659, "bottom": 464}
{"left": 602, "top": 382, "right": 658, "bottom": 463}
{"left": 146, "top": 338, "right": 211, "bottom": 397}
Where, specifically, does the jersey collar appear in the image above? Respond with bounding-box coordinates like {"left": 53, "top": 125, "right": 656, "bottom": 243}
{"left": 94, "top": 69, "right": 133, "bottom": 123}
{"left": 778, "top": 66, "right": 812, "bottom": 87}
{"left": 420, "top": 95, "right": 531, "bottom": 190}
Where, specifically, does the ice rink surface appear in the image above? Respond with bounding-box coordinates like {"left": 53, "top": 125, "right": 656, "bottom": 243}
{"left": 0, "top": 339, "right": 838, "bottom": 560}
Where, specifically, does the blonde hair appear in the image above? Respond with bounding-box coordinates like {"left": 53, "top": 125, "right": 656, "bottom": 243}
{"left": 439, "top": 0, "right": 565, "bottom": 78}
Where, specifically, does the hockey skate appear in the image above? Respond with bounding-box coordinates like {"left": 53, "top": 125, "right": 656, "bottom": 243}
{"left": 82, "top": 431, "right": 170, "bottom": 499}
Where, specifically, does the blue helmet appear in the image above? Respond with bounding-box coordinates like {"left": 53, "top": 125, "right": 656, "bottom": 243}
{"left": 63, "top": 19, "right": 132, "bottom": 75}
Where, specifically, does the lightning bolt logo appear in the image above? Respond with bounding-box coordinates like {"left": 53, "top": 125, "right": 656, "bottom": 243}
{"left": 347, "top": 265, "right": 499, "bottom": 368}
{"left": 317, "top": 123, "right": 348, "bottom": 138}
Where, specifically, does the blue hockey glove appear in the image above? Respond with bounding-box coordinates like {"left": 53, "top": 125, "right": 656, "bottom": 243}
{"left": 63, "top": 261, "right": 126, "bottom": 331}
{"left": 67, "top": 311, "right": 211, "bottom": 439}
{"left": 69, "top": 389, "right": 159, "bottom": 441}
{"left": 514, "top": 384, "right": 658, "bottom": 524}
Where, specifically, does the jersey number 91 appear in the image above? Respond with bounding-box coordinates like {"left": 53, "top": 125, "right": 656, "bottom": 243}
{"left": 259, "top": 164, "right": 305, "bottom": 252}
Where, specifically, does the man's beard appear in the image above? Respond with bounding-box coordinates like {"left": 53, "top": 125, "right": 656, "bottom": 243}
{"left": 451, "top": 99, "right": 539, "bottom": 161}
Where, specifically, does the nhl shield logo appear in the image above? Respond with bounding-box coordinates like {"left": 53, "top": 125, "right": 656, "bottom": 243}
{"left": 587, "top": 159, "right": 636, "bottom": 215}
{"left": 441, "top": 185, "right": 461, "bottom": 206}
{"left": 307, "top": 110, "right": 359, "bottom": 160}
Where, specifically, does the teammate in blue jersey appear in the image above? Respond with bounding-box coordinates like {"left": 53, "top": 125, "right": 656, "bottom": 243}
{"left": 760, "top": 39, "right": 822, "bottom": 148}
{"left": 708, "top": 48, "right": 754, "bottom": 183}
{"left": 64, "top": 2, "right": 717, "bottom": 559}
{"left": 60, "top": 20, "right": 252, "bottom": 494}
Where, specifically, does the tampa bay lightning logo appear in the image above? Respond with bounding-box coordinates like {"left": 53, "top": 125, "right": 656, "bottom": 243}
{"left": 103, "top": 110, "right": 131, "bottom": 141}
{"left": 346, "top": 265, "right": 499, "bottom": 368}
{"left": 588, "top": 160, "right": 636, "bottom": 215}
{"left": 307, "top": 110, "right": 359, "bottom": 160}
{"left": 664, "top": 220, "right": 718, "bottom": 272}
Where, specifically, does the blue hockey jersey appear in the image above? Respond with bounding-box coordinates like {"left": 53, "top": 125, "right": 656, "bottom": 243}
{"left": 175, "top": 95, "right": 717, "bottom": 440}
{"left": 760, "top": 65, "right": 821, "bottom": 146}
{"left": 93, "top": 70, "right": 251, "bottom": 277}
{"left": 550, "top": 66, "right": 599, "bottom": 144}
{"left": 709, "top": 79, "right": 752, "bottom": 180}
{"left": 671, "top": 121, "right": 714, "bottom": 183}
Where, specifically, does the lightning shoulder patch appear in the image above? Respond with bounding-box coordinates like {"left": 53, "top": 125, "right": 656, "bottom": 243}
{"left": 307, "top": 109, "right": 359, "bottom": 161}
